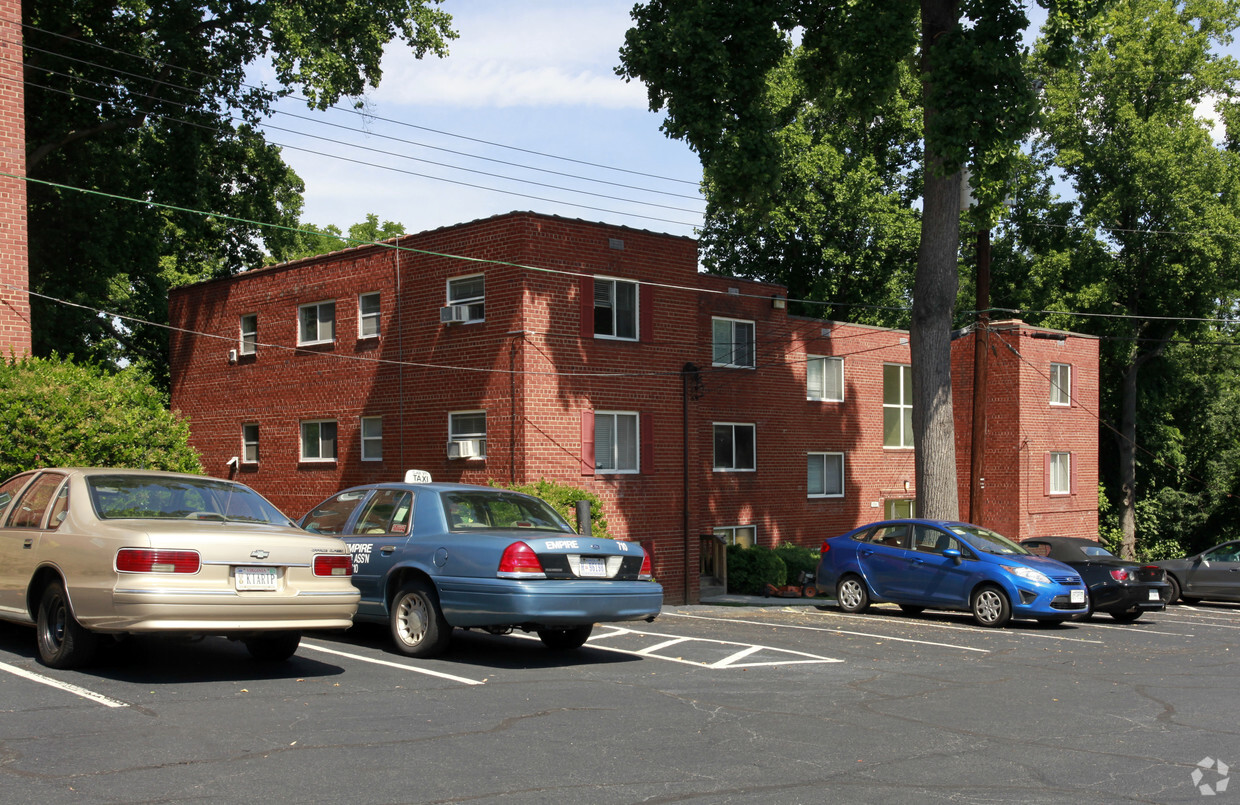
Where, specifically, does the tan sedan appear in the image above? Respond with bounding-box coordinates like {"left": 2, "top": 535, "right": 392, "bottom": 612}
{"left": 0, "top": 468, "right": 360, "bottom": 668}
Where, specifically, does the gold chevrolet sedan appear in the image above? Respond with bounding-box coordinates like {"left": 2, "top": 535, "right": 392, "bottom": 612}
{"left": 0, "top": 468, "right": 360, "bottom": 668}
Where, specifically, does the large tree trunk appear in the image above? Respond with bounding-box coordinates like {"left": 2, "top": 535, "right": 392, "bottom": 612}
{"left": 1118, "top": 356, "right": 1138, "bottom": 560}
{"left": 913, "top": 0, "right": 962, "bottom": 520}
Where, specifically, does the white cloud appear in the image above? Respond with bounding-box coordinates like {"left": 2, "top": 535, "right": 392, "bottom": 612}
{"left": 371, "top": 0, "right": 648, "bottom": 109}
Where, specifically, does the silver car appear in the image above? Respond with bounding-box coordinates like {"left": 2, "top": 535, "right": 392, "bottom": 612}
{"left": 0, "top": 468, "right": 360, "bottom": 668}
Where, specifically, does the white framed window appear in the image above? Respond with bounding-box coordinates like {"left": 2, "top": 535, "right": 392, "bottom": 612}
{"left": 594, "top": 411, "right": 639, "bottom": 473}
{"left": 1049, "top": 451, "right": 1071, "bottom": 495}
{"left": 360, "top": 416, "right": 383, "bottom": 461}
{"left": 300, "top": 420, "right": 337, "bottom": 462}
{"left": 298, "top": 301, "right": 336, "bottom": 345}
{"left": 447, "top": 275, "right": 485, "bottom": 322}
{"left": 885, "top": 498, "right": 916, "bottom": 519}
{"left": 241, "top": 423, "right": 259, "bottom": 464}
{"left": 449, "top": 410, "right": 487, "bottom": 459}
{"left": 807, "top": 356, "right": 844, "bottom": 401}
{"left": 714, "top": 525, "right": 756, "bottom": 548}
{"left": 359, "top": 293, "right": 380, "bottom": 339}
{"left": 883, "top": 363, "right": 914, "bottom": 449}
{"left": 1050, "top": 363, "right": 1071, "bottom": 406}
{"left": 713, "top": 422, "right": 756, "bottom": 471}
{"left": 594, "top": 278, "right": 638, "bottom": 340}
{"left": 239, "top": 314, "right": 257, "bottom": 356}
{"left": 808, "top": 452, "right": 844, "bottom": 498}
{"left": 712, "top": 317, "right": 755, "bottom": 368}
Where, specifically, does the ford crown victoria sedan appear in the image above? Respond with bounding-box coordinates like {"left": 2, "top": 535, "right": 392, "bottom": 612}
{"left": 299, "top": 474, "right": 663, "bottom": 657}
{"left": 817, "top": 519, "right": 1089, "bottom": 627}
{"left": 0, "top": 468, "right": 360, "bottom": 668}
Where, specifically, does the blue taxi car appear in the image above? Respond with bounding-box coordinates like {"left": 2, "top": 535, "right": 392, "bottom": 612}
{"left": 817, "top": 519, "right": 1088, "bottom": 627}
{"left": 299, "top": 472, "right": 662, "bottom": 657}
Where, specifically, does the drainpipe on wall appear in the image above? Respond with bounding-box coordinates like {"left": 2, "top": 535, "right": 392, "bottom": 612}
{"left": 682, "top": 362, "right": 702, "bottom": 605}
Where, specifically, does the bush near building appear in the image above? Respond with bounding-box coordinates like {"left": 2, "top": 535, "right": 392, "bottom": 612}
{"left": 0, "top": 355, "right": 202, "bottom": 479}
{"left": 726, "top": 544, "right": 788, "bottom": 595}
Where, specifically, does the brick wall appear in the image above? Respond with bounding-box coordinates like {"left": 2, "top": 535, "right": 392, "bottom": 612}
{"left": 0, "top": 0, "right": 29, "bottom": 356}
{"left": 170, "top": 212, "right": 1099, "bottom": 602}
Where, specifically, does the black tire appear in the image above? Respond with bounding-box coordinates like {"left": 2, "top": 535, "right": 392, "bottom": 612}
{"left": 836, "top": 575, "right": 870, "bottom": 613}
{"left": 1110, "top": 610, "right": 1142, "bottom": 623}
{"left": 244, "top": 631, "right": 301, "bottom": 661}
{"left": 1166, "top": 575, "right": 1183, "bottom": 604}
{"left": 537, "top": 625, "right": 593, "bottom": 650}
{"left": 390, "top": 579, "right": 451, "bottom": 658}
{"left": 899, "top": 604, "right": 924, "bottom": 616}
{"left": 971, "top": 585, "right": 1012, "bottom": 628}
{"left": 36, "top": 581, "right": 99, "bottom": 669}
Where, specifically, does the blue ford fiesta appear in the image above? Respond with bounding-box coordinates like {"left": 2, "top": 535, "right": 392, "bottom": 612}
{"left": 816, "top": 519, "right": 1088, "bottom": 627}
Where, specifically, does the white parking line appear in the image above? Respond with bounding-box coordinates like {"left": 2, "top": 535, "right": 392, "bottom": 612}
{"left": 663, "top": 612, "right": 991, "bottom": 652}
{"left": 513, "top": 626, "right": 844, "bottom": 667}
{"left": 0, "top": 660, "right": 129, "bottom": 708}
{"left": 801, "top": 608, "right": 1105, "bottom": 644}
{"left": 299, "top": 642, "right": 485, "bottom": 685}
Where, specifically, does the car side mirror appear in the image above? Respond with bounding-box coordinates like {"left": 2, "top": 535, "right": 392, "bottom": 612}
{"left": 943, "top": 548, "right": 963, "bottom": 563}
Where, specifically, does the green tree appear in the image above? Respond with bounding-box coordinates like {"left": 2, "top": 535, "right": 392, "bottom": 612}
{"left": 618, "top": 1, "right": 1103, "bottom": 518}
{"left": 23, "top": 0, "right": 455, "bottom": 381}
{"left": 0, "top": 355, "right": 203, "bottom": 478}
{"left": 279, "top": 214, "right": 406, "bottom": 263}
{"left": 995, "top": 0, "right": 1240, "bottom": 557}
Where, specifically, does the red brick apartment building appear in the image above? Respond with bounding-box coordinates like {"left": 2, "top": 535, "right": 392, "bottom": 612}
{"left": 168, "top": 212, "right": 1099, "bottom": 603}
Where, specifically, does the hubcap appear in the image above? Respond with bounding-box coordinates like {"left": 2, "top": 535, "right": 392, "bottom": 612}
{"left": 976, "top": 591, "right": 1002, "bottom": 623}
{"left": 839, "top": 581, "right": 862, "bottom": 609}
{"left": 395, "top": 594, "right": 428, "bottom": 646}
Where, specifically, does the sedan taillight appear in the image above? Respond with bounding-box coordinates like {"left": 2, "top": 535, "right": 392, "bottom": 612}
{"left": 116, "top": 548, "right": 200, "bottom": 574}
{"left": 639, "top": 551, "right": 653, "bottom": 581}
{"left": 1109, "top": 568, "right": 1130, "bottom": 582}
{"left": 314, "top": 555, "right": 353, "bottom": 577}
{"left": 498, "top": 541, "right": 546, "bottom": 578}
{"left": 820, "top": 542, "right": 831, "bottom": 556}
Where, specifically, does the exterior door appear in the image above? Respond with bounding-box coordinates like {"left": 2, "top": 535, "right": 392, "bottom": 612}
{"left": 856, "top": 523, "right": 913, "bottom": 599}
{"left": 342, "top": 489, "right": 414, "bottom": 617}
{"left": 905, "top": 525, "right": 974, "bottom": 607}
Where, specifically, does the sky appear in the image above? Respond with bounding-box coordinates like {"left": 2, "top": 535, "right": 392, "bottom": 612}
{"left": 258, "top": 1, "right": 707, "bottom": 241}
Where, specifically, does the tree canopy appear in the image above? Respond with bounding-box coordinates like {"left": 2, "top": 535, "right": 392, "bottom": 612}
{"left": 619, "top": 0, "right": 1103, "bottom": 517}
{"left": 22, "top": 0, "right": 455, "bottom": 381}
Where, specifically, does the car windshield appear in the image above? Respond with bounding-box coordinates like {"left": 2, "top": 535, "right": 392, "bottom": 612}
{"left": 441, "top": 491, "right": 575, "bottom": 533}
{"left": 88, "top": 475, "right": 293, "bottom": 525}
{"left": 949, "top": 524, "right": 1030, "bottom": 555}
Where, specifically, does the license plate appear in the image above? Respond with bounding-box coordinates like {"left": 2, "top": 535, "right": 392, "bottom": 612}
{"left": 235, "top": 566, "right": 278, "bottom": 591}
{"left": 579, "top": 557, "right": 607, "bottom": 578}
{"left": 1070, "top": 589, "right": 1086, "bottom": 604}
{"left": 1149, "top": 589, "right": 1161, "bottom": 601}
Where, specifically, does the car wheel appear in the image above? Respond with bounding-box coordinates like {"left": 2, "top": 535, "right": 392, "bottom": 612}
{"left": 1166, "top": 575, "right": 1182, "bottom": 604}
{"left": 899, "top": 604, "right": 924, "bottom": 616}
{"left": 971, "top": 585, "right": 1011, "bottom": 628}
{"left": 836, "top": 575, "right": 870, "bottom": 613}
{"left": 1110, "top": 610, "right": 1142, "bottom": 623}
{"left": 537, "top": 625, "right": 593, "bottom": 650}
{"left": 244, "top": 631, "right": 301, "bottom": 661}
{"left": 36, "top": 581, "right": 99, "bottom": 669}
{"left": 390, "top": 579, "right": 451, "bottom": 658}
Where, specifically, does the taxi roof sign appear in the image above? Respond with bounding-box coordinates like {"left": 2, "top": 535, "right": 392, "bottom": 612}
{"left": 403, "top": 469, "right": 433, "bottom": 484}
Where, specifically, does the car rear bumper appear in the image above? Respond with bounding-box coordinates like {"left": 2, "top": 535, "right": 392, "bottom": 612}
{"left": 437, "top": 578, "right": 664, "bottom": 628}
{"left": 1091, "top": 582, "right": 1170, "bottom": 612}
{"left": 87, "top": 588, "right": 360, "bottom": 633}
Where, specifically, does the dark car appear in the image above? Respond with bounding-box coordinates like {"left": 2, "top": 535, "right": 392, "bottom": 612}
{"left": 299, "top": 472, "right": 663, "bottom": 657}
{"left": 816, "top": 519, "right": 1088, "bottom": 627}
{"left": 1152, "top": 541, "right": 1240, "bottom": 605}
{"left": 1022, "top": 537, "right": 1169, "bottom": 622}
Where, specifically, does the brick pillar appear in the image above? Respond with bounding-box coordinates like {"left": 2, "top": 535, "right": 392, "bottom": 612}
{"left": 0, "top": 0, "right": 29, "bottom": 358}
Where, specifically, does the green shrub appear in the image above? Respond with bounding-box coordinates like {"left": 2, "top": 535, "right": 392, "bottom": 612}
{"left": 774, "top": 542, "right": 819, "bottom": 583}
{"left": 726, "top": 544, "right": 787, "bottom": 595}
{"left": 492, "top": 477, "right": 611, "bottom": 539}
{"left": 0, "top": 355, "right": 202, "bottom": 478}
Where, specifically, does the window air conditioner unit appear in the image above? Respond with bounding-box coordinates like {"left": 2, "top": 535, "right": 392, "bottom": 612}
{"left": 447, "top": 439, "right": 481, "bottom": 459}
{"left": 440, "top": 305, "right": 470, "bottom": 324}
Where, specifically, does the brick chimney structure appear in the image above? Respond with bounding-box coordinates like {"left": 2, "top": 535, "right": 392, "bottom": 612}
{"left": 0, "top": 0, "right": 29, "bottom": 357}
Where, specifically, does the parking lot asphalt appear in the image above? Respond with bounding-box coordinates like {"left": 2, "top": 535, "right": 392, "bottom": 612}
{"left": 2, "top": 600, "right": 1238, "bottom": 804}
